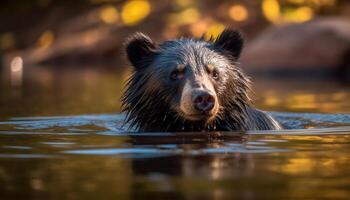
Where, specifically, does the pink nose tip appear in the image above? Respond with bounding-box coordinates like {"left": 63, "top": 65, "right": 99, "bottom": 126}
{"left": 193, "top": 91, "right": 215, "bottom": 112}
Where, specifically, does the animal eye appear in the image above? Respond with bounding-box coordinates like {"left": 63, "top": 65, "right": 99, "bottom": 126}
{"left": 212, "top": 70, "right": 219, "bottom": 80}
{"left": 170, "top": 71, "right": 184, "bottom": 80}
{"left": 170, "top": 71, "right": 178, "bottom": 80}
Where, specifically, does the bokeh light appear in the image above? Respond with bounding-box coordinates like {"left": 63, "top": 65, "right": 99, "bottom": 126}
{"left": 190, "top": 20, "right": 209, "bottom": 37}
{"left": 100, "top": 5, "right": 119, "bottom": 24}
{"left": 262, "top": 0, "right": 317, "bottom": 23}
{"left": 10, "top": 56, "right": 24, "bottom": 87}
{"left": 168, "top": 8, "right": 200, "bottom": 26}
{"left": 121, "top": 0, "right": 151, "bottom": 26}
{"left": 204, "top": 23, "right": 225, "bottom": 40}
{"left": 283, "top": 6, "right": 314, "bottom": 22}
{"left": 228, "top": 4, "right": 249, "bottom": 22}
{"left": 37, "top": 31, "right": 55, "bottom": 48}
{"left": 10, "top": 56, "right": 23, "bottom": 73}
{"left": 262, "top": 0, "right": 281, "bottom": 23}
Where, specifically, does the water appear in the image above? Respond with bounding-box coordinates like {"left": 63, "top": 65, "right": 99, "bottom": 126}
{"left": 1, "top": 66, "right": 350, "bottom": 199}
{"left": 0, "top": 114, "right": 350, "bottom": 199}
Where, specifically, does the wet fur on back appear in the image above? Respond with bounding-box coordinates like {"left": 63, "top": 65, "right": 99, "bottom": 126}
{"left": 122, "top": 29, "right": 282, "bottom": 132}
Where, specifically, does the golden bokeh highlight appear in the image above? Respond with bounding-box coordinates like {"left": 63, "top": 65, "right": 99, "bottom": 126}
{"left": 262, "top": 0, "right": 281, "bottom": 23}
{"left": 283, "top": 6, "right": 314, "bottom": 22}
{"left": 100, "top": 5, "right": 119, "bottom": 24}
{"left": 189, "top": 20, "right": 209, "bottom": 37}
{"left": 37, "top": 31, "right": 55, "bottom": 48}
{"left": 228, "top": 4, "right": 249, "bottom": 22}
{"left": 262, "top": 0, "right": 317, "bottom": 23}
{"left": 121, "top": 0, "right": 151, "bottom": 26}
{"left": 204, "top": 23, "right": 225, "bottom": 40}
{"left": 168, "top": 8, "right": 200, "bottom": 25}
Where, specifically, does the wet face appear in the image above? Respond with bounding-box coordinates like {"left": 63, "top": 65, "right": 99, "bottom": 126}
{"left": 149, "top": 42, "right": 231, "bottom": 122}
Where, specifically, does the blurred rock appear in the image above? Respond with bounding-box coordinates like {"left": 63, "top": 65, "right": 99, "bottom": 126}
{"left": 2, "top": 2, "right": 170, "bottom": 66}
{"left": 241, "top": 17, "right": 350, "bottom": 81}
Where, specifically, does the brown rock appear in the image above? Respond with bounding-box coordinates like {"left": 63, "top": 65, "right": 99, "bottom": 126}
{"left": 241, "top": 17, "right": 350, "bottom": 80}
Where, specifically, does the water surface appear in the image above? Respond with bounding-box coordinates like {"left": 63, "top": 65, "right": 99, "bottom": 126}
{"left": 1, "top": 66, "right": 350, "bottom": 199}
{"left": 1, "top": 113, "right": 350, "bottom": 199}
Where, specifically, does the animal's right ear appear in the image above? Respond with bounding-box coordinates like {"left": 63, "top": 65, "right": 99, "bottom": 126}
{"left": 125, "top": 32, "right": 158, "bottom": 70}
{"left": 213, "top": 29, "right": 244, "bottom": 60}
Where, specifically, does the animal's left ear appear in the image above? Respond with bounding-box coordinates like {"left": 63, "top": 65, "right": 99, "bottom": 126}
{"left": 125, "top": 32, "right": 158, "bottom": 70}
{"left": 214, "top": 29, "right": 244, "bottom": 59}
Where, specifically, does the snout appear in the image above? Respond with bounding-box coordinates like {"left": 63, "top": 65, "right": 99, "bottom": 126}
{"left": 193, "top": 90, "right": 215, "bottom": 113}
{"left": 179, "top": 81, "right": 219, "bottom": 122}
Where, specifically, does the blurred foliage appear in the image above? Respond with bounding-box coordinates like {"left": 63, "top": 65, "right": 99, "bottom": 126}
{"left": 0, "top": 0, "right": 348, "bottom": 52}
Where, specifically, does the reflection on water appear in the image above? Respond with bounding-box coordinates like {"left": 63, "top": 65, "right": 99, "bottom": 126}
{"left": 0, "top": 65, "right": 130, "bottom": 118}
{"left": 0, "top": 129, "right": 350, "bottom": 199}
{"left": 253, "top": 78, "right": 350, "bottom": 113}
{"left": 1, "top": 65, "right": 350, "bottom": 199}
{"left": 0, "top": 65, "right": 350, "bottom": 119}
{"left": 0, "top": 113, "right": 350, "bottom": 134}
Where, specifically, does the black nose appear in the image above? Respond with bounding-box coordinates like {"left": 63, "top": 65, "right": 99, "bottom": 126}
{"left": 193, "top": 90, "right": 215, "bottom": 112}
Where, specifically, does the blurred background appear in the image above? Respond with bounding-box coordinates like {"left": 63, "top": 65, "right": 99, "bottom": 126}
{"left": 0, "top": 0, "right": 349, "bottom": 118}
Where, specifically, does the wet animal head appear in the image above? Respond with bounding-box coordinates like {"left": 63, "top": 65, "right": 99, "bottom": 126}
{"left": 123, "top": 29, "right": 251, "bottom": 131}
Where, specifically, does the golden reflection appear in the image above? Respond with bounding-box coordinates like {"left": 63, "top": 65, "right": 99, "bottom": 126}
{"left": 332, "top": 92, "right": 347, "bottom": 101}
{"left": 257, "top": 87, "right": 350, "bottom": 113}
{"left": 121, "top": 0, "right": 151, "bottom": 26}
{"left": 210, "top": 157, "right": 225, "bottom": 180}
{"left": 282, "top": 158, "right": 315, "bottom": 174}
{"left": 99, "top": 5, "right": 119, "bottom": 24}
{"left": 228, "top": 4, "right": 249, "bottom": 22}
{"left": 318, "top": 102, "right": 338, "bottom": 111}
{"left": 287, "top": 93, "right": 316, "bottom": 110}
{"left": 263, "top": 93, "right": 281, "bottom": 107}
{"left": 37, "top": 30, "right": 55, "bottom": 48}
{"left": 269, "top": 151, "right": 350, "bottom": 177}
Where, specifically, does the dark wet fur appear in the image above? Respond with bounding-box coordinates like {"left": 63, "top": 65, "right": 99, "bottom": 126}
{"left": 122, "top": 29, "right": 282, "bottom": 132}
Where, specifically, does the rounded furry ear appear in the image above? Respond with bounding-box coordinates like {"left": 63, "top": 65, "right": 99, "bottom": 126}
{"left": 214, "top": 29, "right": 244, "bottom": 59}
{"left": 125, "top": 32, "right": 158, "bottom": 70}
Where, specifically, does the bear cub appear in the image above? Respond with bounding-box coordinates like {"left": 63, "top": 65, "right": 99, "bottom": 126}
{"left": 122, "top": 29, "right": 282, "bottom": 132}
